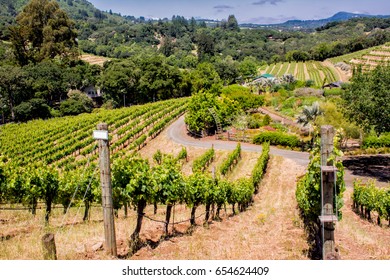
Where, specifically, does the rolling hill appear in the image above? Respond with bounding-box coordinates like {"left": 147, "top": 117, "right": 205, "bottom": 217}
{"left": 240, "top": 11, "right": 390, "bottom": 30}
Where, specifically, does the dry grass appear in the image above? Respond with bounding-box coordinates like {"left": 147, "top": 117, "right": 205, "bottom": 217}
{"left": 336, "top": 188, "right": 390, "bottom": 260}
{"left": 2, "top": 124, "right": 389, "bottom": 260}
{"left": 131, "top": 156, "right": 309, "bottom": 260}
{"left": 79, "top": 54, "right": 109, "bottom": 67}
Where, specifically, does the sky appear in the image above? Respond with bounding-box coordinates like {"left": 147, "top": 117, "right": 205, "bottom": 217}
{"left": 87, "top": 0, "right": 390, "bottom": 24}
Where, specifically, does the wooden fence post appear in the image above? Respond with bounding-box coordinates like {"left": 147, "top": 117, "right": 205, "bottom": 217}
{"left": 42, "top": 233, "right": 57, "bottom": 260}
{"left": 320, "top": 125, "right": 339, "bottom": 260}
{"left": 95, "top": 123, "right": 117, "bottom": 257}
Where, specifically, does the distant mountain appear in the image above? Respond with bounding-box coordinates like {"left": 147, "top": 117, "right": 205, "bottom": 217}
{"left": 240, "top": 11, "right": 390, "bottom": 30}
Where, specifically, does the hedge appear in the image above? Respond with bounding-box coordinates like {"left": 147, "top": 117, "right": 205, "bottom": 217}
{"left": 253, "top": 131, "right": 300, "bottom": 148}
{"left": 363, "top": 133, "right": 390, "bottom": 148}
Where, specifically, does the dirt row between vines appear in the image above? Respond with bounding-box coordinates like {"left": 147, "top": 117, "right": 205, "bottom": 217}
{"left": 1, "top": 121, "right": 389, "bottom": 259}
{"left": 131, "top": 155, "right": 310, "bottom": 260}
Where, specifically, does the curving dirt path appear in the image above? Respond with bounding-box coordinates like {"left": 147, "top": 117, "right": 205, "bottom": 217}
{"left": 167, "top": 116, "right": 310, "bottom": 166}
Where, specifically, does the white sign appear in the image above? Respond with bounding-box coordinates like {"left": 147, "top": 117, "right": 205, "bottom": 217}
{"left": 93, "top": 130, "right": 109, "bottom": 140}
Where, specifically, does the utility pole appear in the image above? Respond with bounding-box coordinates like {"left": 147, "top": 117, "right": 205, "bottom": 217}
{"left": 94, "top": 123, "right": 117, "bottom": 257}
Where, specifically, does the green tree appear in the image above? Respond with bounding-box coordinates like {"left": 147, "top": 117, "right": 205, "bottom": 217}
{"left": 191, "top": 62, "right": 221, "bottom": 93}
{"left": 213, "top": 56, "right": 240, "bottom": 85}
{"left": 342, "top": 65, "right": 390, "bottom": 134}
{"left": 227, "top": 15, "right": 240, "bottom": 31}
{"left": 9, "top": 0, "right": 78, "bottom": 65}
{"left": 137, "top": 55, "right": 185, "bottom": 102}
{"left": 25, "top": 61, "right": 68, "bottom": 103}
{"left": 195, "top": 29, "right": 215, "bottom": 61}
{"left": 0, "top": 65, "right": 29, "bottom": 120}
{"left": 14, "top": 98, "right": 51, "bottom": 122}
{"left": 99, "top": 60, "right": 139, "bottom": 106}
{"left": 239, "top": 56, "right": 258, "bottom": 79}
{"left": 185, "top": 91, "right": 238, "bottom": 134}
{"left": 60, "top": 90, "right": 94, "bottom": 116}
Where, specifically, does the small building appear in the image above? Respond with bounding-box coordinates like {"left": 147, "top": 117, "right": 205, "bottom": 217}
{"left": 83, "top": 85, "right": 102, "bottom": 98}
{"left": 83, "top": 86, "right": 104, "bottom": 106}
{"left": 322, "top": 81, "right": 343, "bottom": 89}
{"left": 260, "top": 73, "right": 275, "bottom": 79}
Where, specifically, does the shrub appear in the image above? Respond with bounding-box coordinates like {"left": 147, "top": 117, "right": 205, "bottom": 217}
{"left": 14, "top": 98, "right": 51, "bottom": 122}
{"left": 253, "top": 131, "right": 300, "bottom": 148}
{"left": 363, "top": 133, "right": 390, "bottom": 148}
{"left": 221, "top": 84, "right": 264, "bottom": 110}
{"left": 60, "top": 90, "right": 94, "bottom": 116}
{"left": 294, "top": 87, "right": 324, "bottom": 97}
{"left": 262, "top": 114, "right": 271, "bottom": 126}
{"left": 248, "top": 114, "right": 263, "bottom": 129}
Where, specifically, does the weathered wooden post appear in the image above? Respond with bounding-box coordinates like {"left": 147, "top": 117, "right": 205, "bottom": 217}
{"left": 42, "top": 233, "right": 57, "bottom": 260}
{"left": 94, "top": 123, "right": 117, "bottom": 257}
{"left": 319, "top": 125, "right": 339, "bottom": 260}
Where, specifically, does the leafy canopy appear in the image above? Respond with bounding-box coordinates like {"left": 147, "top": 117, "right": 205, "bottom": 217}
{"left": 9, "top": 0, "right": 78, "bottom": 65}
{"left": 342, "top": 65, "right": 390, "bottom": 134}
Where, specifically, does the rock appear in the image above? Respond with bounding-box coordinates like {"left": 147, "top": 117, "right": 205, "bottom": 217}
{"left": 91, "top": 242, "right": 104, "bottom": 252}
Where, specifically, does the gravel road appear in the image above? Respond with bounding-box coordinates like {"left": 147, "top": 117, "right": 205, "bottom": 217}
{"left": 167, "top": 116, "right": 310, "bottom": 166}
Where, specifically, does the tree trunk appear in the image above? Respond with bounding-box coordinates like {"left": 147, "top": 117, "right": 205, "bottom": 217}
{"left": 45, "top": 198, "right": 52, "bottom": 224}
{"left": 31, "top": 198, "right": 37, "bottom": 215}
{"left": 83, "top": 201, "right": 90, "bottom": 221}
{"left": 124, "top": 203, "right": 128, "bottom": 218}
{"left": 211, "top": 203, "right": 215, "bottom": 220}
{"left": 190, "top": 206, "right": 197, "bottom": 226}
{"left": 154, "top": 202, "right": 158, "bottom": 215}
{"left": 165, "top": 204, "right": 173, "bottom": 236}
{"left": 215, "top": 205, "right": 222, "bottom": 221}
{"left": 377, "top": 216, "right": 381, "bottom": 226}
{"left": 129, "top": 200, "right": 146, "bottom": 256}
{"left": 232, "top": 204, "right": 235, "bottom": 215}
{"left": 9, "top": 97, "right": 15, "bottom": 121}
{"left": 204, "top": 203, "right": 211, "bottom": 225}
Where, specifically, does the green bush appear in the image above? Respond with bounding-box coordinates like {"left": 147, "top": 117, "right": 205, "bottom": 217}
{"left": 221, "top": 84, "right": 264, "bottom": 111}
{"left": 253, "top": 131, "right": 300, "bottom": 148}
{"left": 248, "top": 114, "right": 263, "bottom": 129}
{"left": 192, "top": 147, "right": 215, "bottom": 173}
{"left": 14, "top": 98, "right": 51, "bottom": 122}
{"left": 363, "top": 133, "right": 390, "bottom": 148}
{"left": 262, "top": 114, "right": 271, "bottom": 126}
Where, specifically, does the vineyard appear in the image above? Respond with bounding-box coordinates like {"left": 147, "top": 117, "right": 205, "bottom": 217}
{"left": 0, "top": 96, "right": 274, "bottom": 258}
{"left": 0, "top": 98, "right": 188, "bottom": 170}
{"left": 352, "top": 181, "right": 390, "bottom": 226}
{"left": 0, "top": 98, "right": 187, "bottom": 222}
{"left": 80, "top": 54, "right": 110, "bottom": 67}
{"left": 329, "top": 42, "right": 390, "bottom": 71}
{"left": 259, "top": 61, "right": 342, "bottom": 86}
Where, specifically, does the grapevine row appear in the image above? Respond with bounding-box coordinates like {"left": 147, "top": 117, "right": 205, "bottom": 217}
{"left": 352, "top": 181, "right": 390, "bottom": 226}
{"left": 219, "top": 143, "right": 241, "bottom": 176}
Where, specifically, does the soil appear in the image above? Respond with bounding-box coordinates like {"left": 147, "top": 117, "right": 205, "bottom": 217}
{"left": 343, "top": 155, "right": 390, "bottom": 187}
{"left": 337, "top": 188, "right": 390, "bottom": 260}
{"left": 323, "top": 60, "right": 351, "bottom": 82}
{"left": 1, "top": 117, "right": 388, "bottom": 260}
{"left": 131, "top": 156, "right": 310, "bottom": 260}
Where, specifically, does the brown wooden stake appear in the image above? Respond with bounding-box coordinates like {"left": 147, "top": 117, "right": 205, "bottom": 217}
{"left": 42, "top": 233, "right": 57, "bottom": 260}
{"left": 96, "top": 123, "right": 117, "bottom": 257}
{"left": 320, "top": 125, "right": 337, "bottom": 260}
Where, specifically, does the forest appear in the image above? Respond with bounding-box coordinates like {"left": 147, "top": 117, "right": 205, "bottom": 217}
{"left": 0, "top": 0, "right": 389, "bottom": 136}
